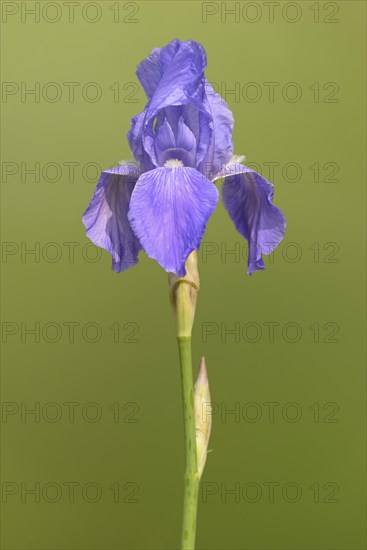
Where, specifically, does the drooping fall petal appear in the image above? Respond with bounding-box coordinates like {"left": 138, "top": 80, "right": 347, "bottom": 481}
{"left": 128, "top": 165, "right": 218, "bottom": 276}
{"left": 82, "top": 165, "right": 142, "bottom": 272}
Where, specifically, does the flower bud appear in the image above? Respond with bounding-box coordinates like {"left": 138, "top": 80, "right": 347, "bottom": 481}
{"left": 194, "top": 356, "right": 212, "bottom": 478}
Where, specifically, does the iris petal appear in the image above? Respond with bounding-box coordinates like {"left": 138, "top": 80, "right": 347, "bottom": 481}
{"left": 127, "top": 111, "right": 146, "bottom": 165}
{"left": 222, "top": 167, "right": 286, "bottom": 274}
{"left": 128, "top": 41, "right": 235, "bottom": 177}
{"left": 137, "top": 39, "right": 207, "bottom": 112}
{"left": 154, "top": 116, "right": 197, "bottom": 167}
{"left": 205, "top": 81, "right": 234, "bottom": 176}
{"left": 131, "top": 39, "right": 213, "bottom": 170}
{"left": 82, "top": 165, "right": 142, "bottom": 272}
{"left": 128, "top": 166, "right": 219, "bottom": 276}
{"left": 212, "top": 159, "right": 249, "bottom": 181}
{"left": 176, "top": 117, "right": 197, "bottom": 156}
{"left": 155, "top": 118, "right": 176, "bottom": 165}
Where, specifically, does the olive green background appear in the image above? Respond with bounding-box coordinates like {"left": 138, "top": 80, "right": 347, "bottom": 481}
{"left": 1, "top": 1, "right": 366, "bottom": 549}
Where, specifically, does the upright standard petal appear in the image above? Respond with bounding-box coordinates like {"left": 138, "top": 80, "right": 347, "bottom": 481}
{"left": 205, "top": 81, "right": 234, "bottom": 176}
{"left": 222, "top": 167, "right": 286, "bottom": 274}
{"left": 136, "top": 39, "right": 207, "bottom": 102}
{"left": 127, "top": 110, "right": 157, "bottom": 172}
{"left": 127, "top": 111, "right": 146, "bottom": 165}
{"left": 139, "top": 40, "right": 213, "bottom": 170}
{"left": 143, "top": 40, "right": 207, "bottom": 124}
{"left": 82, "top": 165, "right": 142, "bottom": 272}
{"left": 128, "top": 40, "right": 216, "bottom": 172}
{"left": 128, "top": 166, "right": 219, "bottom": 276}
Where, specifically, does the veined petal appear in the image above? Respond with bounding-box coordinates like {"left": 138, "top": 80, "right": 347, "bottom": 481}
{"left": 160, "top": 103, "right": 212, "bottom": 169}
{"left": 128, "top": 166, "right": 219, "bottom": 276}
{"left": 222, "top": 168, "right": 286, "bottom": 274}
{"left": 205, "top": 81, "right": 234, "bottom": 175}
{"left": 155, "top": 116, "right": 197, "bottom": 167}
{"left": 176, "top": 116, "right": 196, "bottom": 154}
{"left": 140, "top": 40, "right": 212, "bottom": 168}
{"left": 82, "top": 166, "right": 142, "bottom": 272}
{"left": 155, "top": 118, "right": 176, "bottom": 165}
{"left": 139, "top": 39, "right": 207, "bottom": 116}
{"left": 129, "top": 40, "right": 217, "bottom": 171}
{"left": 104, "top": 163, "right": 141, "bottom": 178}
{"left": 127, "top": 111, "right": 146, "bottom": 165}
{"left": 136, "top": 46, "right": 163, "bottom": 99}
{"left": 212, "top": 159, "right": 249, "bottom": 182}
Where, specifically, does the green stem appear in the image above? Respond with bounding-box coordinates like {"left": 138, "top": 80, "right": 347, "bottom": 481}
{"left": 178, "top": 335, "right": 199, "bottom": 550}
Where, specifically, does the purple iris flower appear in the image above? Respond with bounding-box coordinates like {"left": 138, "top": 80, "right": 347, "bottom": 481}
{"left": 83, "top": 39, "right": 286, "bottom": 276}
